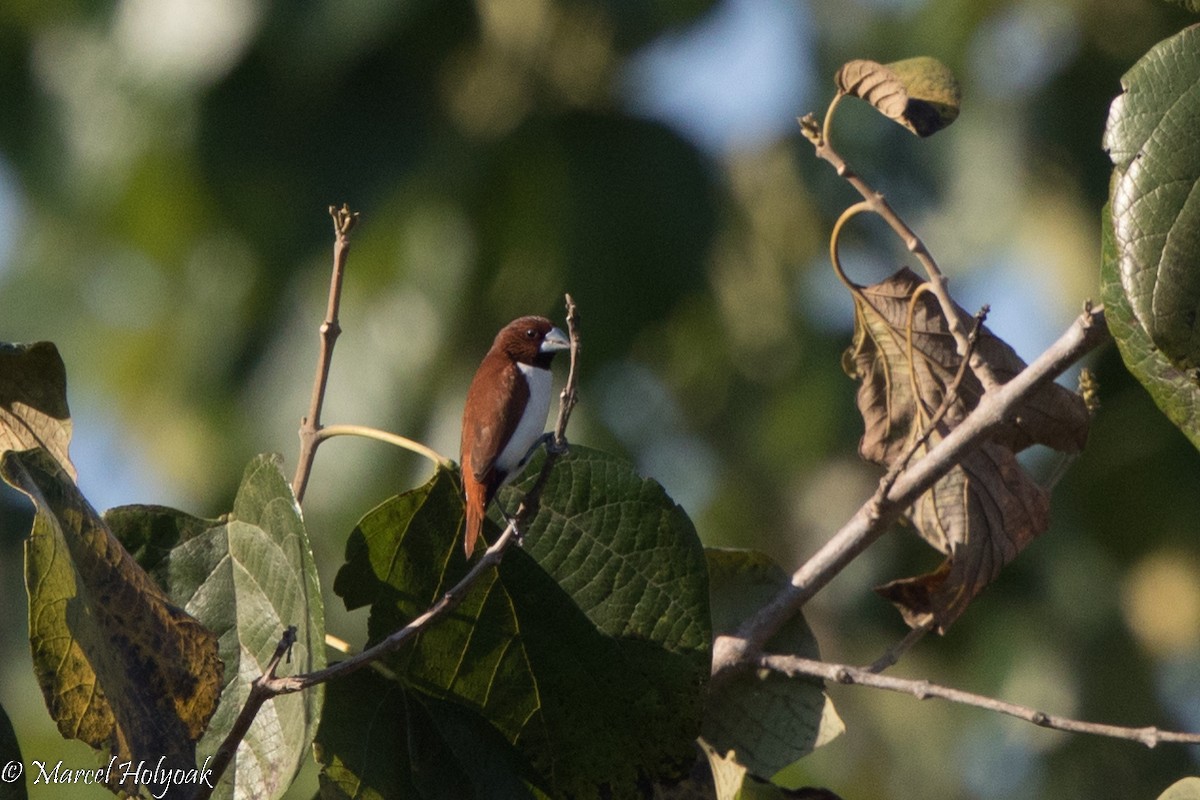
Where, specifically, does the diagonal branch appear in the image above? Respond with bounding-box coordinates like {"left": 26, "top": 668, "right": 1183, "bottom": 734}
{"left": 710, "top": 303, "right": 1110, "bottom": 681}
{"left": 759, "top": 652, "right": 1200, "bottom": 747}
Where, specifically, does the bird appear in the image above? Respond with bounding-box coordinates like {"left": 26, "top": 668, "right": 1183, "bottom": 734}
{"left": 459, "top": 316, "right": 570, "bottom": 557}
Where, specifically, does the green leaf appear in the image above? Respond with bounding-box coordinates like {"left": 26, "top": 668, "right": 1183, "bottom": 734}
{"left": 107, "top": 454, "right": 326, "bottom": 800}
{"left": 0, "top": 448, "right": 223, "bottom": 796}
{"left": 1158, "top": 778, "right": 1200, "bottom": 800}
{"left": 334, "top": 446, "right": 711, "bottom": 799}
{"left": 835, "top": 57, "right": 961, "bottom": 137}
{"left": 0, "top": 704, "right": 26, "bottom": 800}
{"left": 1104, "top": 25, "right": 1200, "bottom": 372}
{"left": 314, "top": 668, "right": 546, "bottom": 800}
{"left": 0, "top": 341, "right": 75, "bottom": 481}
{"left": 702, "top": 550, "right": 843, "bottom": 782}
{"left": 1101, "top": 200, "right": 1200, "bottom": 450}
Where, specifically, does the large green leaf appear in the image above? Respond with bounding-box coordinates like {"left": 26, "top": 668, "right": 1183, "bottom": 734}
{"left": 107, "top": 454, "right": 325, "bottom": 800}
{"left": 1101, "top": 203, "right": 1200, "bottom": 449}
{"left": 702, "top": 550, "right": 843, "bottom": 783}
{"left": 333, "top": 446, "right": 711, "bottom": 799}
{"left": 1, "top": 448, "right": 223, "bottom": 796}
{"left": 1104, "top": 24, "right": 1200, "bottom": 372}
{"left": 0, "top": 704, "right": 26, "bottom": 800}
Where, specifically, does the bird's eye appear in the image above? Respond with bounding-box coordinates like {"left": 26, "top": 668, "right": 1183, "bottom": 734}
{"left": 525, "top": 328, "right": 536, "bottom": 339}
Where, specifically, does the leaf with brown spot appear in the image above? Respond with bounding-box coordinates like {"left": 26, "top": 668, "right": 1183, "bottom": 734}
{"left": 1, "top": 449, "right": 222, "bottom": 796}
{"left": 834, "top": 57, "right": 961, "bottom": 137}
{"left": 844, "top": 268, "right": 1087, "bottom": 630}
{"left": 0, "top": 342, "right": 75, "bottom": 480}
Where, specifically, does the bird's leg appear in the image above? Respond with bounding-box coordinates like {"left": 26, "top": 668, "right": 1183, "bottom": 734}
{"left": 520, "top": 432, "right": 565, "bottom": 467}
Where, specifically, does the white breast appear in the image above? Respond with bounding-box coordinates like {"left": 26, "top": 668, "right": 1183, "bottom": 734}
{"left": 494, "top": 362, "right": 553, "bottom": 480}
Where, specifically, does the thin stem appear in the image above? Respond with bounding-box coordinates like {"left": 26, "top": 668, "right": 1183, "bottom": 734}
{"left": 710, "top": 305, "right": 1110, "bottom": 680}
{"left": 865, "top": 620, "right": 934, "bottom": 674}
{"left": 804, "top": 117, "right": 1001, "bottom": 391}
{"left": 316, "top": 423, "right": 453, "bottom": 468}
{"left": 760, "top": 652, "right": 1200, "bottom": 747}
{"left": 292, "top": 205, "right": 359, "bottom": 504}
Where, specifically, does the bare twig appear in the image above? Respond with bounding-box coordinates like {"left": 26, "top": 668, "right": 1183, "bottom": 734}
{"left": 759, "top": 652, "right": 1200, "bottom": 747}
{"left": 710, "top": 304, "right": 1110, "bottom": 681}
{"left": 292, "top": 204, "right": 359, "bottom": 504}
{"left": 193, "top": 295, "right": 581, "bottom": 798}
{"left": 190, "top": 627, "right": 298, "bottom": 800}
{"left": 801, "top": 110, "right": 1001, "bottom": 391}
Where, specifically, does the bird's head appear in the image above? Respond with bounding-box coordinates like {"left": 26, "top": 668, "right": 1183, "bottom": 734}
{"left": 494, "top": 316, "right": 570, "bottom": 368}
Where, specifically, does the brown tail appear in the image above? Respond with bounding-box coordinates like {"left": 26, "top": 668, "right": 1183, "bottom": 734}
{"left": 463, "top": 471, "right": 488, "bottom": 558}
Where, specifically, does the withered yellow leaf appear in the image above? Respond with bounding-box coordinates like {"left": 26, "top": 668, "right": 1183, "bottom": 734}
{"left": 2, "top": 449, "right": 222, "bottom": 796}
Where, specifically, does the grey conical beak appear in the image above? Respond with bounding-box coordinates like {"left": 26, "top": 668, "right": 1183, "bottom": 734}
{"left": 540, "top": 326, "right": 570, "bottom": 353}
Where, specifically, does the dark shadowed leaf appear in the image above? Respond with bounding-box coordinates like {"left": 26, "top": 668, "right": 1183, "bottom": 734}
{"left": 0, "top": 342, "right": 75, "bottom": 481}
{"left": 702, "top": 549, "right": 843, "bottom": 780}
{"left": 107, "top": 454, "right": 325, "bottom": 800}
{"left": 834, "top": 57, "right": 961, "bottom": 137}
{"left": 0, "top": 704, "right": 26, "bottom": 800}
{"left": 1101, "top": 205, "right": 1200, "bottom": 450}
{"left": 334, "top": 446, "right": 711, "bottom": 799}
{"left": 0, "top": 448, "right": 222, "bottom": 796}
{"left": 844, "top": 268, "right": 1085, "bottom": 630}
{"left": 313, "top": 668, "right": 546, "bottom": 800}
{"left": 1104, "top": 25, "right": 1200, "bottom": 372}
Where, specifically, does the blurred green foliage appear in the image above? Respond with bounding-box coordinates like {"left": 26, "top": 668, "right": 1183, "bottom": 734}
{"left": 1, "top": 0, "right": 1199, "bottom": 798}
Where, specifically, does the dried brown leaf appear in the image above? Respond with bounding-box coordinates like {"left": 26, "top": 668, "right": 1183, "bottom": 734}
{"left": 845, "top": 268, "right": 1089, "bottom": 465}
{"left": 844, "top": 268, "right": 1087, "bottom": 630}
{"left": 834, "top": 57, "right": 961, "bottom": 137}
{"left": 875, "top": 442, "right": 1049, "bottom": 630}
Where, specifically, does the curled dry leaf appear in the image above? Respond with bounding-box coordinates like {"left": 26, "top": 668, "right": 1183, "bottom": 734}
{"left": 844, "top": 268, "right": 1090, "bottom": 630}
{"left": 834, "top": 57, "right": 961, "bottom": 137}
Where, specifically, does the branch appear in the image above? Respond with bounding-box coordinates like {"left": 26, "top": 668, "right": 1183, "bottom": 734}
{"left": 189, "top": 627, "right": 298, "bottom": 800}
{"left": 759, "top": 652, "right": 1200, "bottom": 747}
{"left": 192, "top": 294, "right": 582, "bottom": 799}
{"left": 292, "top": 204, "right": 359, "bottom": 504}
{"left": 710, "top": 303, "right": 1111, "bottom": 680}
{"left": 802, "top": 109, "right": 1002, "bottom": 391}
